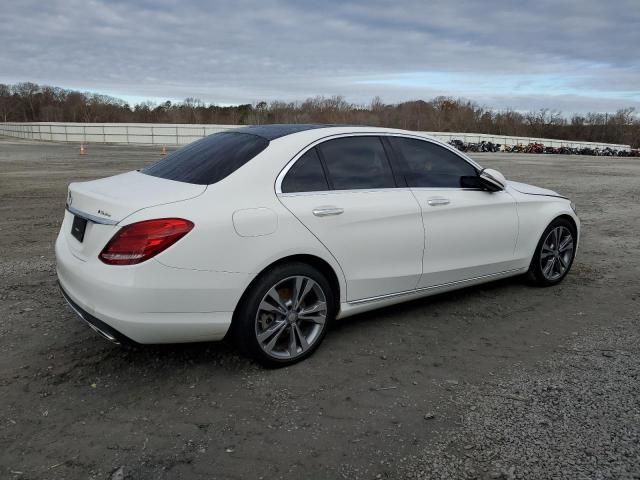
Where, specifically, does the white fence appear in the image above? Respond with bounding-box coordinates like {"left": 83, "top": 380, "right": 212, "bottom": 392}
{"left": 0, "top": 122, "right": 631, "bottom": 151}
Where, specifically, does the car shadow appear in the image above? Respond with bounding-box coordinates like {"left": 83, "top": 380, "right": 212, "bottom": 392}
{"left": 329, "top": 275, "right": 529, "bottom": 334}
{"left": 79, "top": 275, "right": 529, "bottom": 369}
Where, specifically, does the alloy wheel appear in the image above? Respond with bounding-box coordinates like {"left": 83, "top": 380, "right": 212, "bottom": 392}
{"left": 255, "top": 276, "right": 328, "bottom": 360}
{"left": 539, "top": 226, "right": 574, "bottom": 281}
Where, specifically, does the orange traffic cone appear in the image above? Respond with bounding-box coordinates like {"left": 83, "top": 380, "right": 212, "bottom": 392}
{"left": 161, "top": 145, "right": 167, "bottom": 156}
{"left": 79, "top": 143, "right": 86, "bottom": 156}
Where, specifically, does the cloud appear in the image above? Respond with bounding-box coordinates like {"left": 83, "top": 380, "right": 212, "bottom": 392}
{"left": 1, "top": 0, "right": 638, "bottom": 113}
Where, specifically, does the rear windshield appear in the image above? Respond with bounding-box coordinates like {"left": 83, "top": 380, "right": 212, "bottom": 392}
{"left": 142, "top": 132, "right": 269, "bottom": 185}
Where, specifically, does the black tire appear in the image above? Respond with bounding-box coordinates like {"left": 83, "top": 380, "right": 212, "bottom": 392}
{"left": 527, "top": 217, "right": 576, "bottom": 287}
{"left": 231, "top": 261, "right": 336, "bottom": 367}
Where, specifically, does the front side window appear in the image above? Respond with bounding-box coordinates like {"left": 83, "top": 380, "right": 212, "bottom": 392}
{"left": 281, "top": 148, "right": 329, "bottom": 193}
{"left": 317, "top": 136, "right": 396, "bottom": 190}
{"left": 389, "top": 137, "right": 477, "bottom": 188}
{"left": 142, "top": 132, "right": 269, "bottom": 185}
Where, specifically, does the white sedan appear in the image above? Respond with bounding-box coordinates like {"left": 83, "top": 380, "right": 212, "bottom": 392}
{"left": 56, "top": 125, "right": 579, "bottom": 366}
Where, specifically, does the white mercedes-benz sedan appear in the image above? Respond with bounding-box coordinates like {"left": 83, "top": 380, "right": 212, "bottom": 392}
{"left": 56, "top": 125, "right": 579, "bottom": 366}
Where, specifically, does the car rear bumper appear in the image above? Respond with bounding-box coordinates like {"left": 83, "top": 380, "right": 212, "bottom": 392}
{"left": 55, "top": 230, "right": 254, "bottom": 344}
{"left": 60, "top": 283, "right": 135, "bottom": 345}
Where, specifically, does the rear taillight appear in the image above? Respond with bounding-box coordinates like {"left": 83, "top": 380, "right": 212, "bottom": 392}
{"left": 99, "top": 218, "right": 194, "bottom": 265}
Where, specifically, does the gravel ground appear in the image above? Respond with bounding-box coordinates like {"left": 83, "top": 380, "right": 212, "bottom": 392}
{"left": 400, "top": 318, "right": 640, "bottom": 480}
{"left": 1, "top": 137, "right": 639, "bottom": 479}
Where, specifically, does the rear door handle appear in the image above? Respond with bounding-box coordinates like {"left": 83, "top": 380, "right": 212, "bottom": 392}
{"left": 312, "top": 206, "right": 344, "bottom": 217}
{"left": 427, "top": 197, "right": 450, "bottom": 207}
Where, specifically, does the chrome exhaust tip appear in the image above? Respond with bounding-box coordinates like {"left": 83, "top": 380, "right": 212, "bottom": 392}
{"left": 59, "top": 284, "right": 130, "bottom": 346}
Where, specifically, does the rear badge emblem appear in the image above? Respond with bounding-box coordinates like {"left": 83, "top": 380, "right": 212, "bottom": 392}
{"left": 97, "top": 209, "right": 112, "bottom": 218}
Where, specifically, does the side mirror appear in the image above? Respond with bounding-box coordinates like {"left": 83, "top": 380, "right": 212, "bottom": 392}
{"left": 478, "top": 168, "right": 506, "bottom": 192}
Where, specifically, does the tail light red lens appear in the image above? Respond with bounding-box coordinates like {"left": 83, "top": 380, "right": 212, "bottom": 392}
{"left": 99, "top": 218, "right": 194, "bottom": 265}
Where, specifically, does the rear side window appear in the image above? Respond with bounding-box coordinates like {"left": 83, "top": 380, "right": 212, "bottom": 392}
{"left": 318, "top": 137, "right": 396, "bottom": 190}
{"left": 389, "top": 137, "right": 477, "bottom": 188}
{"left": 281, "top": 148, "right": 329, "bottom": 193}
{"left": 142, "top": 132, "right": 269, "bottom": 185}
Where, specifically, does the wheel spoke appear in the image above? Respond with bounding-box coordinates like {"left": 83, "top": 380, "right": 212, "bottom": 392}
{"left": 553, "top": 228, "right": 560, "bottom": 248}
{"left": 262, "top": 321, "right": 288, "bottom": 351}
{"left": 293, "top": 278, "right": 314, "bottom": 309}
{"left": 259, "top": 299, "right": 286, "bottom": 316}
{"left": 541, "top": 246, "right": 554, "bottom": 259}
{"left": 557, "top": 254, "right": 568, "bottom": 269}
{"left": 543, "top": 257, "right": 555, "bottom": 277}
{"left": 298, "top": 301, "right": 327, "bottom": 324}
{"left": 294, "top": 323, "right": 309, "bottom": 350}
{"left": 288, "top": 326, "right": 298, "bottom": 356}
{"left": 257, "top": 319, "right": 286, "bottom": 343}
{"left": 559, "top": 238, "right": 573, "bottom": 253}
{"left": 265, "top": 288, "right": 288, "bottom": 314}
{"left": 553, "top": 257, "right": 562, "bottom": 276}
{"left": 291, "top": 277, "right": 302, "bottom": 307}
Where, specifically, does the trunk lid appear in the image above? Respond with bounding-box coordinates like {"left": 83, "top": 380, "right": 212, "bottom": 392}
{"left": 63, "top": 171, "right": 206, "bottom": 261}
{"left": 67, "top": 170, "right": 206, "bottom": 223}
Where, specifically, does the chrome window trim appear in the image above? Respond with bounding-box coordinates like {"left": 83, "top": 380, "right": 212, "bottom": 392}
{"left": 277, "top": 186, "right": 484, "bottom": 198}
{"left": 66, "top": 206, "right": 119, "bottom": 225}
{"left": 274, "top": 132, "right": 482, "bottom": 195}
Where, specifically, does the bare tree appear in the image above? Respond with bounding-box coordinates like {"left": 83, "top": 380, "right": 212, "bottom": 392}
{"left": 0, "top": 81, "right": 638, "bottom": 147}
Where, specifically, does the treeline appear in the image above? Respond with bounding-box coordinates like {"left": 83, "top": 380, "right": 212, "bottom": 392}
{"left": 1, "top": 82, "right": 639, "bottom": 147}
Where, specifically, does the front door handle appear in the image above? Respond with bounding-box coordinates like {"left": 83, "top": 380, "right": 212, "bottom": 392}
{"left": 312, "top": 206, "right": 344, "bottom": 217}
{"left": 427, "top": 197, "right": 450, "bottom": 207}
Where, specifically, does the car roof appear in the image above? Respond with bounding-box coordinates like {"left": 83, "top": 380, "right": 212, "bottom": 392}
{"left": 227, "top": 124, "right": 352, "bottom": 140}
{"left": 226, "top": 124, "right": 447, "bottom": 143}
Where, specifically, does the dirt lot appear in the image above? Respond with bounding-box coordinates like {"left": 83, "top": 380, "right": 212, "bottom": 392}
{"left": 1, "top": 138, "right": 639, "bottom": 480}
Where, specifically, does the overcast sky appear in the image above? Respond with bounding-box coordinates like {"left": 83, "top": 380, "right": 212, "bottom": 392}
{"left": 1, "top": 0, "right": 639, "bottom": 113}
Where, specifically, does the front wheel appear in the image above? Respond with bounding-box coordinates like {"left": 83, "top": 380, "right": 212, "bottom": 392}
{"left": 232, "top": 262, "right": 336, "bottom": 367}
{"left": 528, "top": 218, "right": 576, "bottom": 286}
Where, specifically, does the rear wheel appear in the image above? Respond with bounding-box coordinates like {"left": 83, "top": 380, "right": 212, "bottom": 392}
{"left": 528, "top": 218, "right": 576, "bottom": 286}
{"left": 232, "top": 262, "right": 336, "bottom": 367}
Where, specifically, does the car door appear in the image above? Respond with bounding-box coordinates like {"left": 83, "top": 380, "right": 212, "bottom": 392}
{"left": 277, "top": 135, "right": 424, "bottom": 301}
{"left": 387, "top": 136, "right": 520, "bottom": 288}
